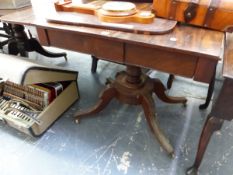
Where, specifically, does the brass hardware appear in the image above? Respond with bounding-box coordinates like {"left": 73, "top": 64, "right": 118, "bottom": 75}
{"left": 184, "top": 2, "right": 199, "bottom": 23}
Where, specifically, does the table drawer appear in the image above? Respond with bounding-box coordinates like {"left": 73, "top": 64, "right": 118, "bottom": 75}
{"left": 125, "top": 44, "right": 198, "bottom": 78}
{"left": 37, "top": 29, "right": 124, "bottom": 63}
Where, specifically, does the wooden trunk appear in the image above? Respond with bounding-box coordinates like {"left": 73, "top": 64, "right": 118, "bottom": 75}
{"left": 153, "top": 0, "right": 233, "bottom": 32}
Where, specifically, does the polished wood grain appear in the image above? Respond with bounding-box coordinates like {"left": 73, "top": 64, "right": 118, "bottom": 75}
{"left": 41, "top": 25, "right": 222, "bottom": 81}
{"left": 0, "top": 2, "right": 224, "bottom": 107}
{"left": 0, "top": 7, "right": 224, "bottom": 58}
{"left": 125, "top": 43, "right": 197, "bottom": 77}
{"left": 39, "top": 28, "right": 124, "bottom": 63}
{"left": 46, "top": 11, "right": 175, "bottom": 35}
{"left": 53, "top": 1, "right": 155, "bottom": 25}
{"left": 45, "top": 1, "right": 175, "bottom": 35}
{"left": 153, "top": 0, "right": 233, "bottom": 32}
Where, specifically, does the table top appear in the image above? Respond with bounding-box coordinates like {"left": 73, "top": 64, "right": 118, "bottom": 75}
{"left": 223, "top": 33, "right": 233, "bottom": 79}
{"left": 0, "top": 0, "right": 225, "bottom": 60}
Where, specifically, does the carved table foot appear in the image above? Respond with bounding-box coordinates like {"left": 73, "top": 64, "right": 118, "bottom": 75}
{"left": 74, "top": 65, "right": 187, "bottom": 155}
{"left": 140, "top": 93, "right": 174, "bottom": 156}
{"left": 153, "top": 78, "right": 187, "bottom": 105}
{"left": 75, "top": 85, "right": 117, "bottom": 123}
{"left": 8, "top": 24, "right": 67, "bottom": 60}
{"left": 25, "top": 38, "right": 67, "bottom": 61}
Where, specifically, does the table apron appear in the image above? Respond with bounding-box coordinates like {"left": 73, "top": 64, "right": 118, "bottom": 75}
{"left": 37, "top": 28, "right": 217, "bottom": 84}
{"left": 125, "top": 43, "right": 196, "bottom": 77}
{"left": 37, "top": 28, "right": 124, "bottom": 63}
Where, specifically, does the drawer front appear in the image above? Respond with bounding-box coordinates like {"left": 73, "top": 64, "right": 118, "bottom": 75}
{"left": 125, "top": 44, "right": 198, "bottom": 78}
{"left": 45, "top": 29, "right": 124, "bottom": 63}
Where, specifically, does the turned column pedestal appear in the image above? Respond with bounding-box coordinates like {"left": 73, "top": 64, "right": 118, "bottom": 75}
{"left": 75, "top": 65, "right": 187, "bottom": 156}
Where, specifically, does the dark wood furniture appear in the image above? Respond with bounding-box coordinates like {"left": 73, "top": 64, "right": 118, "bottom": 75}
{"left": 7, "top": 24, "right": 68, "bottom": 58}
{"left": 153, "top": 0, "right": 233, "bottom": 32}
{"left": 186, "top": 33, "right": 233, "bottom": 175}
{"left": 0, "top": 0, "right": 224, "bottom": 155}
{"left": 0, "top": 7, "right": 67, "bottom": 58}
{"left": 76, "top": 64, "right": 187, "bottom": 155}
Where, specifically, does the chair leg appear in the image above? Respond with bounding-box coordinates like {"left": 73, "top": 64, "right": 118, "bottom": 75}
{"left": 199, "top": 66, "right": 216, "bottom": 110}
{"left": 186, "top": 116, "right": 223, "bottom": 175}
{"left": 24, "top": 38, "right": 67, "bottom": 60}
{"left": 167, "top": 66, "right": 216, "bottom": 110}
{"left": 91, "top": 55, "right": 99, "bottom": 73}
{"left": 167, "top": 74, "right": 174, "bottom": 89}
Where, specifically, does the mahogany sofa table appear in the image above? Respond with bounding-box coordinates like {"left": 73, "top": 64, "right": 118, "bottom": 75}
{"left": 0, "top": 1, "right": 224, "bottom": 155}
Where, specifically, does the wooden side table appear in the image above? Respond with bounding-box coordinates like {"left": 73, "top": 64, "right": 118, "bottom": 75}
{"left": 187, "top": 33, "right": 233, "bottom": 175}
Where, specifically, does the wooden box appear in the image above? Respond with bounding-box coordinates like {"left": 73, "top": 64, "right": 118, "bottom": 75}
{"left": 0, "top": 0, "right": 31, "bottom": 9}
{"left": 153, "top": 0, "right": 233, "bottom": 32}
{"left": 0, "top": 53, "right": 79, "bottom": 136}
